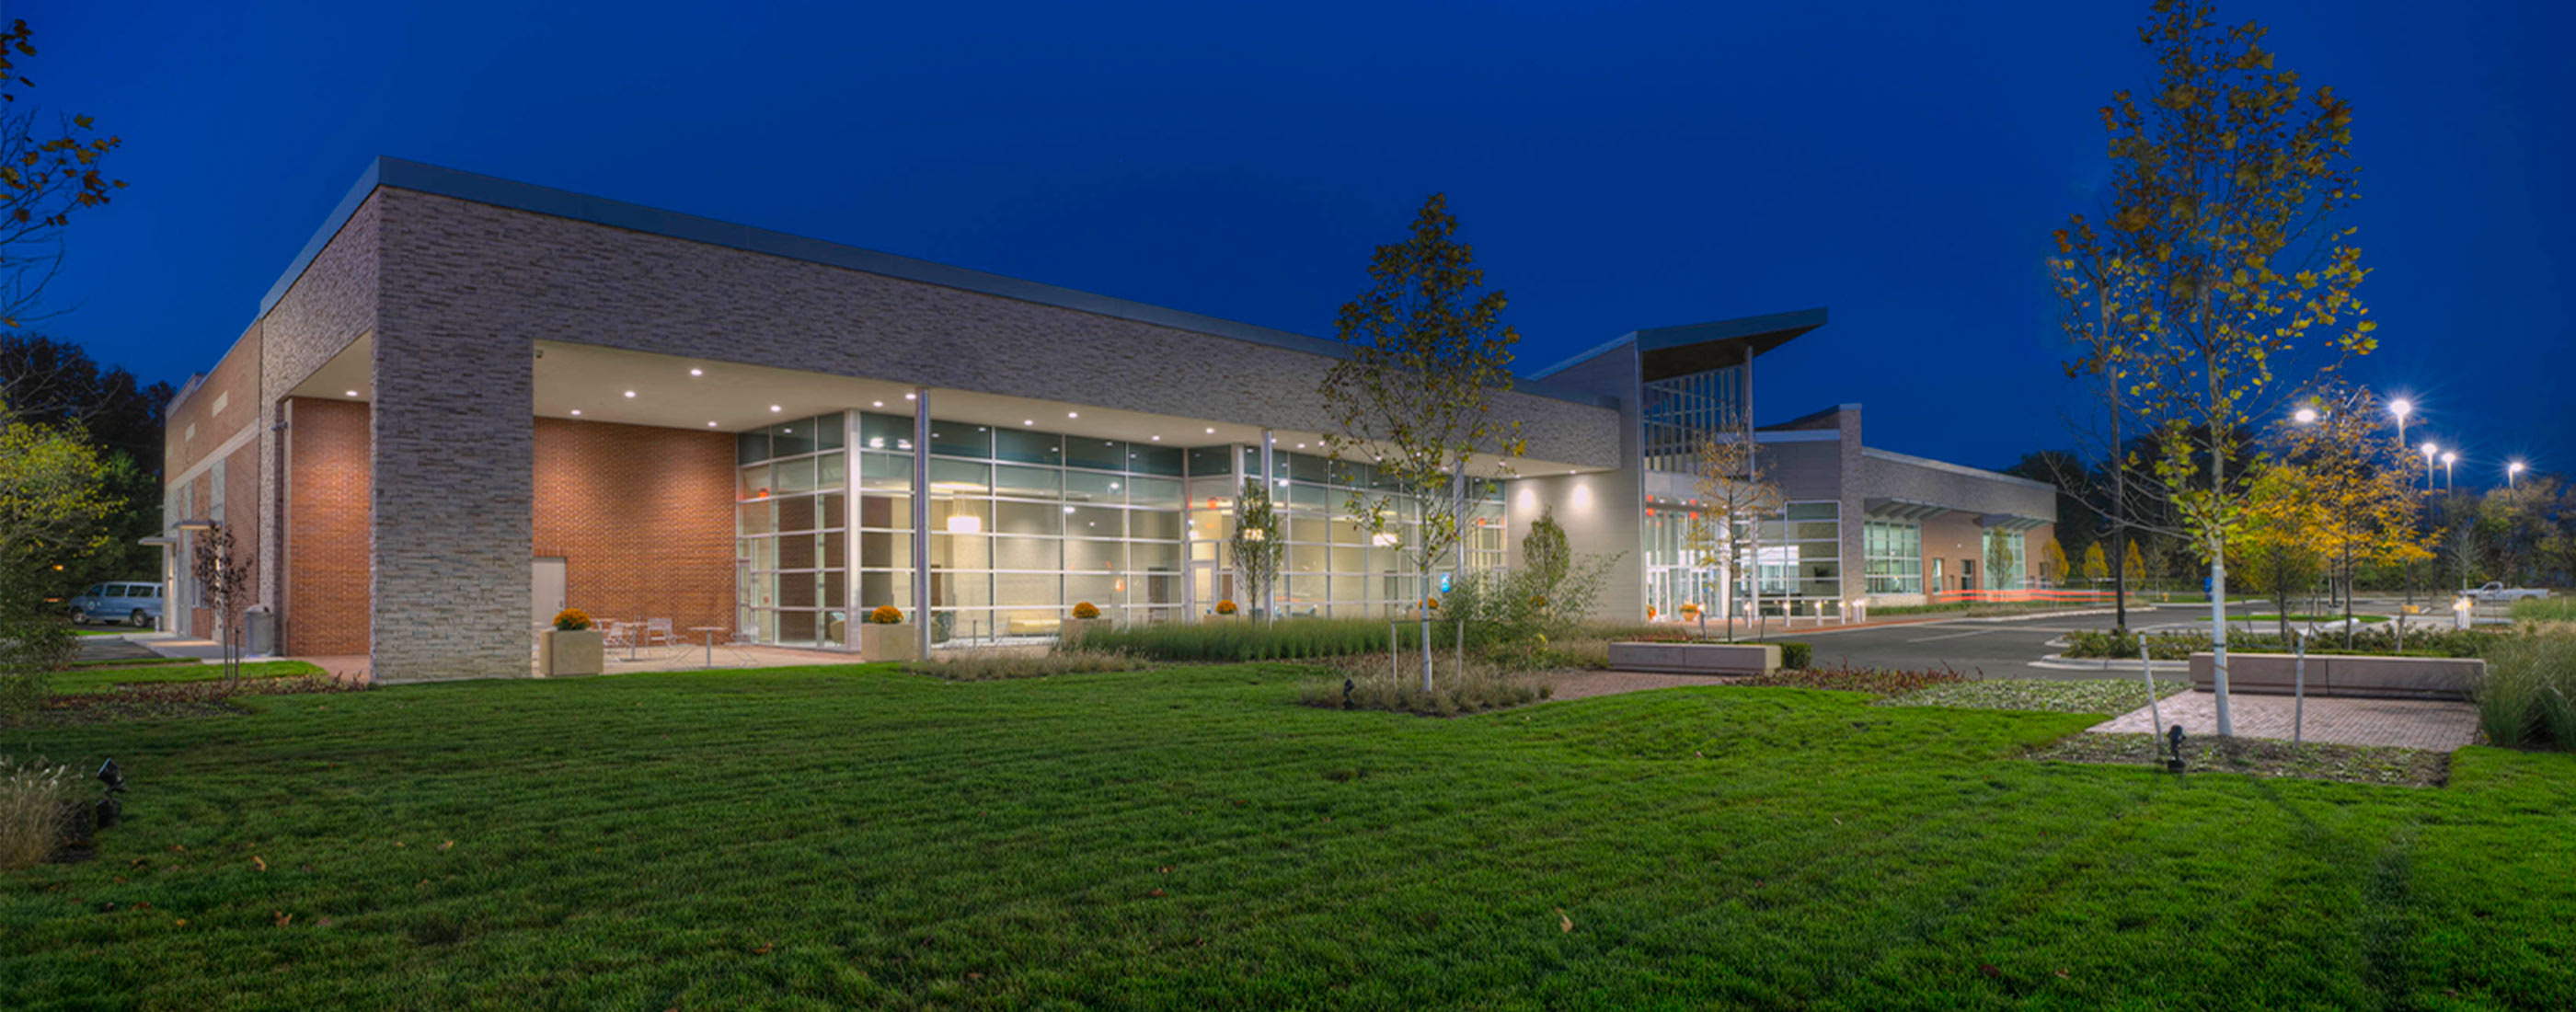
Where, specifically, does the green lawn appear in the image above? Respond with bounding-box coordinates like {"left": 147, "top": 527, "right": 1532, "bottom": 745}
{"left": 46, "top": 660, "right": 324, "bottom": 696}
{"left": 4, "top": 663, "right": 2574, "bottom": 1009}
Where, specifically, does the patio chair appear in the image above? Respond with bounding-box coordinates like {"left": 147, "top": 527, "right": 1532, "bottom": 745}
{"left": 601, "top": 620, "right": 637, "bottom": 657}
{"left": 643, "top": 617, "right": 683, "bottom": 656}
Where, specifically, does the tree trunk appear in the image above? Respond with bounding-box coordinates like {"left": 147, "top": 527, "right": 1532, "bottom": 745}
{"left": 2103, "top": 300, "right": 2130, "bottom": 634}
{"left": 2204, "top": 345, "right": 2234, "bottom": 738}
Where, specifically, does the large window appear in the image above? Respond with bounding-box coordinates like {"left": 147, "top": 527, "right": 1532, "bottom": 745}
{"left": 1984, "top": 528, "right": 2026, "bottom": 592}
{"left": 1205, "top": 447, "right": 1502, "bottom": 619}
{"left": 1751, "top": 501, "right": 1841, "bottom": 607}
{"left": 1863, "top": 521, "right": 1923, "bottom": 595}
{"left": 1641, "top": 365, "right": 1747, "bottom": 473}
{"left": 737, "top": 414, "right": 847, "bottom": 647}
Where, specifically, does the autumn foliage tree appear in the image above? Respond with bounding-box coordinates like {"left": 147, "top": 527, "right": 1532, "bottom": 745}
{"left": 1319, "top": 194, "right": 1528, "bottom": 690}
{"left": 1682, "top": 418, "right": 1783, "bottom": 639}
{"left": 2072, "top": 1, "right": 2375, "bottom": 734}
{"left": 0, "top": 19, "right": 125, "bottom": 328}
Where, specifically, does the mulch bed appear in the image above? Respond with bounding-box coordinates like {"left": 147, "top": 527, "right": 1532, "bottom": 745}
{"left": 2026, "top": 732, "right": 2452, "bottom": 788}
{"left": 5, "top": 676, "right": 362, "bottom": 728}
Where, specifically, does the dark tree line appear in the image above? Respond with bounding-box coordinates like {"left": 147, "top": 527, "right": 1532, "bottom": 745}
{"left": 0, "top": 331, "right": 175, "bottom": 592}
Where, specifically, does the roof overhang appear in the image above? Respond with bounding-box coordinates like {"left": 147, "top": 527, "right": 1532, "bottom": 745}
{"left": 1634, "top": 307, "right": 1827, "bottom": 382}
{"left": 1865, "top": 498, "right": 1949, "bottom": 523}
{"left": 1979, "top": 513, "right": 2052, "bottom": 533}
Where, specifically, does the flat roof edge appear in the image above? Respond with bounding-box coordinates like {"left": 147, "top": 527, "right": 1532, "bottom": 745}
{"left": 250, "top": 157, "right": 1616, "bottom": 409}
{"left": 1861, "top": 446, "right": 2057, "bottom": 493}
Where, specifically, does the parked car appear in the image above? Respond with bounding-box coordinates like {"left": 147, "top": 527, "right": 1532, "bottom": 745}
{"left": 67, "top": 581, "right": 166, "bottom": 627}
{"left": 2467, "top": 581, "right": 2551, "bottom": 603}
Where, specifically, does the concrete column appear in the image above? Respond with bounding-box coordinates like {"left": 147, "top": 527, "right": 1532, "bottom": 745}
{"left": 912, "top": 388, "right": 931, "bottom": 658}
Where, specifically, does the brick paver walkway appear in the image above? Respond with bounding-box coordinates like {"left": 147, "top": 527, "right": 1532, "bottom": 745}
{"left": 2090, "top": 689, "right": 2480, "bottom": 752}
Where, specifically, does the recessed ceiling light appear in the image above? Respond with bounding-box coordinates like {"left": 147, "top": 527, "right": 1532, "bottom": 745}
{"left": 872, "top": 400, "right": 883, "bottom": 408}
{"left": 1022, "top": 420, "right": 1034, "bottom": 426}
{"left": 707, "top": 421, "right": 718, "bottom": 427}
{"left": 1297, "top": 443, "right": 1306, "bottom": 449}
{"left": 904, "top": 393, "right": 916, "bottom": 400}
{"left": 345, "top": 390, "right": 360, "bottom": 397}
{"left": 689, "top": 368, "right": 703, "bottom": 376}
{"left": 569, "top": 409, "right": 582, "bottom": 416}
{"left": 1205, "top": 427, "right": 1215, "bottom": 434}
{"left": 1067, "top": 411, "right": 1079, "bottom": 419}
{"left": 1151, "top": 435, "right": 1161, "bottom": 441}
{"left": 623, "top": 390, "right": 637, "bottom": 398}
{"left": 769, "top": 405, "right": 782, "bottom": 413}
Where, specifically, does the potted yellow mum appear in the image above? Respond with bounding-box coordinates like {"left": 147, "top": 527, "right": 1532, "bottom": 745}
{"left": 859, "top": 604, "right": 918, "bottom": 661}
{"left": 540, "top": 608, "right": 604, "bottom": 677}
{"left": 1060, "top": 601, "right": 1106, "bottom": 643}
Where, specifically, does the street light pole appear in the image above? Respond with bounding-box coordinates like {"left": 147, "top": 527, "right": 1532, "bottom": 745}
{"left": 2508, "top": 460, "right": 2526, "bottom": 489}
{"left": 2442, "top": 451, "right": 2457, "bottom": 491}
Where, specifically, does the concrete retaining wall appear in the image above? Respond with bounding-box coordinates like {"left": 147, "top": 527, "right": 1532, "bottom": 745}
{"left": 2188, "top": 651, "right": 2480, "bottom": 700}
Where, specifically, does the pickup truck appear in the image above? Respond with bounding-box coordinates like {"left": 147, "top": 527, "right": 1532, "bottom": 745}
{"left": 2467, "top": 581, "right": 2551, "bottom": 603}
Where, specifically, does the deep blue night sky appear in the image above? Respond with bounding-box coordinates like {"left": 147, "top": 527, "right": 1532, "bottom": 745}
{"left": 24, "top": 1, "right": 2573, "bottom": 479}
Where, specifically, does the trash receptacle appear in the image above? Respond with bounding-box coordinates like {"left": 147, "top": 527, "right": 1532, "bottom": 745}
{"left": 245, "top": 605, "right": 276, "bottom": 656}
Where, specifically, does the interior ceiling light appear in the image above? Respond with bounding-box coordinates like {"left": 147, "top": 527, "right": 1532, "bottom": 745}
{"left": 904, "top": 393, "right": 916, "bottom": 400}
{"left": 623, "top": 390, "right": 637, "bottom": 398}
{"left": 1067, "top": 411, "right": 1079, "bottom": 419}
{"left": 873, "top": 400, "right": 884, "bottom": 408}
{"left": 345, "top": 390, "right": 360, "bottom": 397}
{"left": 1023, "top": 420, "right": 1034, "bottom": 426}
{"left": 689, "top": 368, "right": 703, "bottom": 376}
{"left": 569, "top": 409, "right": 582, "bottom": 416}
{"left": 1151, "top": 435, "right": 1162, "bottom": 441}
{"left": 707, "top": 421, "right": 718, "bottom": 427}
{"left": 1205, "top": 427, "right": 1215, "bottom": 434}
{"left": 769, "top": 405, "right": 783, "bottom": 413}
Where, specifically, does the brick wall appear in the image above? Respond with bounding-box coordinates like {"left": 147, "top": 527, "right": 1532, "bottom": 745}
{"left": 285, "top": 397, "right": 371, "bottom": 656}
{"left": 166, "top": 322, "right": 261, "bottom": 480}
{"left": 532, "top": 417, "right": 735, "bottom": 638}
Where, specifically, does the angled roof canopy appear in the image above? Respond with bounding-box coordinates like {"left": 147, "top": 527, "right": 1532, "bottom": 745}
{"left": 1633, "top": 307, "right": 1827, "bottom": 382}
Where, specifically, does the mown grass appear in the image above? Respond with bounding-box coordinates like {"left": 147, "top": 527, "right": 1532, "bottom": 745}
{"left": 45, "top": 660, "right": 323, "bottom": 696}
{"left": 1, "top": 664, "right": 2573, "bottom": 1008}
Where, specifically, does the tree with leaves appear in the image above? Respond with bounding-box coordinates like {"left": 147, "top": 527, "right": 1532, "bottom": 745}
{"left": 2096, "top": 1, "right": 2375, "bottom": 734}
{"left": 2081, "top": 542, "right": 2110, "bottom": 583}
{"left": 1522, "top": 504, "right": 1570, "bottom": 606}
{"left": 190, "top": 521, "right": 257, "bottom": 687}
{"left": 2040, "top": 537, "right": 2070, "bottom": 586}
{"left": 0, "top": 405, "right": 117, "bottom": 711}
{"left": 0, "top": 19, "right": 125, "bottom": 329}
{"left": 2272, "top": 386, "right": 2432, "bottom": 643}
{"left": 1319, "top": 194, "right": 1527, "bottom": 690}
{"left": 1682, "top": 420, "right": 1783, "bottom": 640}
{"left": 1227, "top": 476, "right": 1283, "bottom": 624}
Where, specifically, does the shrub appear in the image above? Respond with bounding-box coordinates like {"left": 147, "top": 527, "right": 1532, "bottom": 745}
{"left": 2064, "top": 627, "right": 2501, "bottom": 661}
{"left": 869, "top": 605, "right": 903, "bottom": 625}
{"left": 1777, "top": 641, "right": 1812, "bottom": 670}
{"left": 906, "top": 648, "right": 1145, "bottom": 682}
{"left": 0, "top": 754, "right": 75, "bottom": 869}
{"left": 551, "top": 608, "right": 592, "bottom": 632}
{"left": 1070, "top": 601, "right": 1101, "bottom": 620}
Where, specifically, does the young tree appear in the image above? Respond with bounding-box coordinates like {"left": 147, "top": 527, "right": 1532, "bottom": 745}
{"left": 1682, "top": 421, "right": 1783, "bottom": 640}
{"left": 2105, "top": 2, "right": 2376, "bottom": 735}
{"left": 1319, "top": 194, "right": 1528, "bottom": 690}
{"left": 2235, "top": 460, "right": 2322, "bottom": 642}
{"left": 1227, "top": 477, "right": 1283, "bottom": 624}
{"left": 2040, "top": 537, "right": 2070, "bottom": 586}
{"left": 0, "top": 19, "right": 126, "bottom": 329}
{"left": 2081, "top": 542, "right": 2110, "bottom": 583}
{"left": 190, "top": 522, "right": 257, "bottom": 687}
{"left": 2273, "top": 386, "right": 2434, "bottom": 644}
{"left": 1522, "top": 505, "right": 1570, "bottom": 604}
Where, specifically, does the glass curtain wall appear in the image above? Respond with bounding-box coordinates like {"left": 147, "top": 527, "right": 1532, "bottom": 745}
{"left": 859, "top": 414, "right": 1187, "bottom": 645}
{"left": 1752, "top": 502, "right": 1842, "bottom": 607}
{"left": 1863, "top": 521, "right": 1923, "bottom": 595}
{"left": 737, "top": 415, "right": 848, "bottom": 647}
{"left": 1188, "top": 447, "right": 1501, "bottom": 618}
{"left": 1641, "top": 364, "right": 1747, "bottom": 474}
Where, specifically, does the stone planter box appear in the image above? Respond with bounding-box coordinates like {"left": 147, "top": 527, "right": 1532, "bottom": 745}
{"left": 1059, "top": 617, "right": 1106, "bottom": 644}
{"left": 2187, "top": 651, "right": 2481, "bottom": 700}
{"left": 1606, "top": 641, "right": 1780, "bottom": 676}
{"left": 859, "top": 623, "right": 920, "bottom": 662}
{"left": 539, "top": 628, "right": 604, "bottom": 677}
{"left": 1203, "top": 611, "right": 1239, "bottom": 623}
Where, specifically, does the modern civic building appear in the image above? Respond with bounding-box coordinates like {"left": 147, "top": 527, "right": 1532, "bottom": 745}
{"left": 161, "top": 158, "right": 2051, "bottom": 681}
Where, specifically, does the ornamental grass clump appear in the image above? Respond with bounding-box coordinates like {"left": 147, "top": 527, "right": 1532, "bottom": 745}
{"left": 2475, "top": 632, "right": 2576, "bottom": 750}
{"left": 0, "top": 755, "right": 75, "bottom": 870}
{"left": 906, "top": 649, "right": 1146, "bottom": 682}
{"left": 1075, "top": 617, "right": 1409, "bottom": 662}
